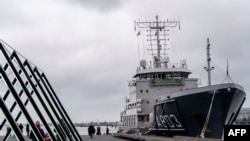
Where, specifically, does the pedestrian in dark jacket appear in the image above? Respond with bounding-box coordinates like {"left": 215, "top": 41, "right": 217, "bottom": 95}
{"left": 19, "top": 123, "right": 23, "bottom": 133}
{"left": 26, "top": 124, "right": 30, "bottom": 137}
{"left": 29, "top": 121, "right": 45, "bottom": 141}
{"left": 88, "top": 124, "right": 95, "bottom": 138}
{"left": 106, "top": 126, "right": 109, "bottom": 136}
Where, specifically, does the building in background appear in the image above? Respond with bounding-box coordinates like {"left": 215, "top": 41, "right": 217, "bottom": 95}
{"left": 234, "top": 108, "right": 250, "bottom": 125}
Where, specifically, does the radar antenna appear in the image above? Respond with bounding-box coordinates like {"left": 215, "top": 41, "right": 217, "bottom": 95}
{"left": 134, "top": 15, "right": 180, "bottom": 68}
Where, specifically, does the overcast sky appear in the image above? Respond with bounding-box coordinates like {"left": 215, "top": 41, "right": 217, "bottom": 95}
{"left": 0, "top": 0, "right": 250, "bottom": 123}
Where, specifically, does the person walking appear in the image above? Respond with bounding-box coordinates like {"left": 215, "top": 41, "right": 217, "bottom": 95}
{"left": 19, "top": 123, "right": 23, "bottom": 133}
{"left": 106, "top": 126, "right": 109, "bottom": 136}
{"left": 88, "top": 124, "right": 95, "bottom": 138}
{"left": 29, "top": 121, "right": 45, "bottom": 141}
{"left": 26, "top": 124, "right": 30, "bottom": 137}
{"left": 3, "top": 127, "right": 12, "bottom": 140}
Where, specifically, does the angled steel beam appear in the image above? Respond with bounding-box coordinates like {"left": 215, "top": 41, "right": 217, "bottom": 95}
{"left": 0, "top": 44, "right": 48, "bottom": 141}
{"left": 0, "top": 65, "right": 44, "bottom": 141}
{"left": 0, "top": 42, "right": 82, "bottom": 141}
{"left": 24, "top": 60, "right": 71, "bottom": 141}
{"left": 0, "top": 90, "right": 23, "bottom": 129}
{"left": 1, "top": 79, "right": 32, "bottom": 137}
{"left": 12, "top": 52, "right": 68, "bottom": 141}
{"left": 39, "top": 70, "right": 82, "bottom": 141}
{"left": 7, "top": 51, "right": 58, "bottom": 141}
{"left": 5, "top": 91, "right": 35, "bottom": 140}
{"left": 34, "top": 67, "right": 80, "bottom": 140}
{"left": 0, "top": 96, "right": 25, "bottom": 141}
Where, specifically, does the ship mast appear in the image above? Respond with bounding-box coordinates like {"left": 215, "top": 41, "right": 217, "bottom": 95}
{"left": 155, "top": 15, "right": 161, "bottom": 62}
{"left": 134, "top": 15, "right": 180, "bottom": 68}
{"left": 204, "top": 38, "right": 214, "bottom": 86}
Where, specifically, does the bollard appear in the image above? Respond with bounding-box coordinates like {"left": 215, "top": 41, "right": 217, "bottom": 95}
{"left": 96, "top": 126, "right": 101, "bottom": 135}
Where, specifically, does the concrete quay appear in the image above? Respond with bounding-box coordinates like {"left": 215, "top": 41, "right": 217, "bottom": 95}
{"left": 82, "top": 135, "right": 131, "bottom": 141}
{"left": 0, "top": 135, "right": 131, "bottom": 141}
{"left": 113, "top": 133, "right": 223, "bottom": 141}
{"left": 0, "top": 134, "right": 223, "bottom": 141}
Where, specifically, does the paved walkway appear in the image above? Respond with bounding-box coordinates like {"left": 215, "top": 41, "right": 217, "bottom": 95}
{"left": 114, "top": 133, "right": 223, "bottom": 141}
{"left": 82, "top": 135, "right": 131, "bottom": 141}
{"left": 0, "top": 135, "right": 131, "bottom": 141}
{"left": 0, "top": 136, "right": 31, "bottom": 141}
{"left": 0, "top": 135, "right": 223, "bottom": 141}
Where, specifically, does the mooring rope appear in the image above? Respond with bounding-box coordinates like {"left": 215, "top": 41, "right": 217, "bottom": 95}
{"left": 200, "top": 89, "right": 217, "bottom": 138}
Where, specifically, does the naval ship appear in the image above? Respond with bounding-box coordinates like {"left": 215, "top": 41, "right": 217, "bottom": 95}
{"left": 119, "top": 15, "right": 246, "bottom": 139}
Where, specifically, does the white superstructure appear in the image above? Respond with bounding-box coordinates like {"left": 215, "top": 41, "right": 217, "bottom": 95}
{"left": 120, "top": 15, "right": 198, "bottom": 132}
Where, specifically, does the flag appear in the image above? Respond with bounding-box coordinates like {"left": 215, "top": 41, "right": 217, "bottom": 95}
{"left": 155, "top": 31, "right": 158, "bottom": 36}
{"left": 137, "top": 31, "right": 140, "bottom": 36}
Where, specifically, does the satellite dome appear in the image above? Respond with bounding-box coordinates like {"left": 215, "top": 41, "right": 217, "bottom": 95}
{"left": 180, "top": 59, "right": 187, "bottom": 68}
{"left": 181, "top": 59, "right": 187, "bottom": 65}
{"left": 140, "top": 59, "right": 147, "bottom": 69}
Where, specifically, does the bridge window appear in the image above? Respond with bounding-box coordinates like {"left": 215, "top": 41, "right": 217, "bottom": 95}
{"left": 150, "top": 72, "right": 187, "bottom": 85}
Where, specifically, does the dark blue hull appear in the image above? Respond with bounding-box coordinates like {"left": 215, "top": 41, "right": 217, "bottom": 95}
{"left": 152, "top": 83, "right": 246, "bottom": 139}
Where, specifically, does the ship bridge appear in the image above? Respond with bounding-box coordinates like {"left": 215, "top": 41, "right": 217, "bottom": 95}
{"left": 134, "top": 68, "right": 192, "bottom": 86}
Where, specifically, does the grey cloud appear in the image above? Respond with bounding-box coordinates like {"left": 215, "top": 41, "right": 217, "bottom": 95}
{"left": 1, "top": 0, "right": 250, "bottom": 123}
{"left": 68, "top": 0, "right": 123, "bottom": 12}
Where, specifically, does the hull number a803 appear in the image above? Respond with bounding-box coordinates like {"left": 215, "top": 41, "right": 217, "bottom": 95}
{"left": 156, "top": 114, "right": 183, "bottom": 129}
